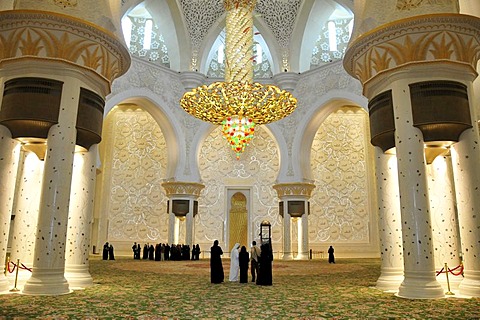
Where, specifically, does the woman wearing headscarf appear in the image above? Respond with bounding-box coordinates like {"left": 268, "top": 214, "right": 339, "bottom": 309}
{"left": 210, "top": 240, "right": 224, "bottom": 284}
{"left": 229, "top": 243, "right": 240, "bottom": 282}
{"left": 239, "top": 245, "right": 249, "bottom": 283}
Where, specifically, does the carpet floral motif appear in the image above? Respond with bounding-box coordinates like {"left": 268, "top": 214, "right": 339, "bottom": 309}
{"left": 0, "top": 257, "right": 479, "bottom": 319}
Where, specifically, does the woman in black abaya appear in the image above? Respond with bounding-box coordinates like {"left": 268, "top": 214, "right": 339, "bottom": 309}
{"left": 239, "top": 245, "right": 249, "bottom": 283}
{"left": 210, "top": 240, "right": 224, "bottom": 284}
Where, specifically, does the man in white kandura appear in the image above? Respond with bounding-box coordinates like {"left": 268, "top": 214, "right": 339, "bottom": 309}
{"left": 229, "top": 243, "right": 240, "bottom": 282}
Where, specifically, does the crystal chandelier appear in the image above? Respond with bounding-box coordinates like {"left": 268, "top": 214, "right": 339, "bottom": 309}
{"left": 180, "top": 0, "right": 297, "bottom": 159}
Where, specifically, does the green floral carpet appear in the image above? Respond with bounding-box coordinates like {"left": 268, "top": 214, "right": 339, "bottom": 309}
{"left": 1, "top": 256, "right": 479, "bottom": 319}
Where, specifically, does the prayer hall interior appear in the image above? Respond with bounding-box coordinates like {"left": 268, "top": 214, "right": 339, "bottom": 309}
{"left": 1, "top": 0, "right": 480, "bottom": 316}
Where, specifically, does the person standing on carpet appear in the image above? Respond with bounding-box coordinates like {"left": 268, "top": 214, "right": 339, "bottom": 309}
{"left": 239, "top": 245, "right": 249, "bottom": 283}
{"left": 102, "top": 242, "right": 109, "bottom": 260}
{"left": 250, "top": 240, "right": 260, "bottom": 282}
{"left": 327, "top": 246, "right": 335, "bottom": 263}
{"left": 256, "top": 243, "right": 273, "bottom": 286}
{"left": 328, "top": 245, "right": 335, "bottom": 264}
{"left": 108, "top": 244, "right": 115, "bottom": 260}
{"left": 229, "top": 243, "right": 240, "bottom": 282}
{"left": 210, "top": 240, "right": 224, "bottom": 284}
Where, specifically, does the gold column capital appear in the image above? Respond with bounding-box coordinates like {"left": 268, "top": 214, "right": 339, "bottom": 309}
{"left": 161, "top": 181, "right": 205, "bottom": 197}
{"left": 0, "top": 10, "right": 131, "bottom": 85}
{"left": 272, "top": 182, "right": 316, "bottom": 199}
{"left": 344, "top": 13, "right": 480, "bottom": 86}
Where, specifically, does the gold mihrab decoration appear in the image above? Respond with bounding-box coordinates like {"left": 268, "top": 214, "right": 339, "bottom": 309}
{"left": 54, "top": 0, "right": 78, "bottom": 7}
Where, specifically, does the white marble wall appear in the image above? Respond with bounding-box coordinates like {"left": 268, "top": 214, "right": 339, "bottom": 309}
{"left": 103, "top": 107, "right": 168, "bottom": 244}
{"left": 309, "top": 108, "right": 372, "bottom": 246}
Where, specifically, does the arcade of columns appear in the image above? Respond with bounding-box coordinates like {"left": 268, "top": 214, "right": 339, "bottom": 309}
{"left": 0, "top": 9, "right": 131, "bottom": 295}
{"left": 344, "top": 7, "right": 480, "bottom": 298}
{"left": 1, "top": 1, "right": 480, "bottom": 300}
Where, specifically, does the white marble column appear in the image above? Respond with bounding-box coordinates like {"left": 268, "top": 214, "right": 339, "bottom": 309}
{"left": 174, "top": 217, "right": 180, "bottom": 245}
{"left": 451, "top": 131, "right": 480, "bottom": 297}
{"left": 64, "top": 146, "right": 98, "bottom": 289}
{"left": 23, "top": 80, "right": 80, "bottom": 295}
{"left": 0, "top": 125, "right": 20, "bottom": 292}
{"left": 374, "top": 148, "right": 404, "bottom": 292}
{"left": 296, "top": 208, "right": 309, "bottom": 260}
{"left": 282, "top": 210, "right": 293, "bottom": 260}
{"left": 392, "top": 82, "right": 444, "bottom": 299}
{"left": 427, "top": 155, "right": 462, "bottom": 291}
{"left": 7, "top": 150, "right": 43, "bottom": 288}
{"left": 167, "top": 203, "right": 175, "bottom": 245}
{"left": 185, "top": 199, "right": 194, "bottom": 246}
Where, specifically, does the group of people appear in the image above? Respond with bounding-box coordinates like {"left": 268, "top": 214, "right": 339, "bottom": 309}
{"left": 132, "top": 242, "right": 201, "bottom": 261}
{"left": 102, "top": 242, "right": 115, "bottom": 260}
{"left": 210, "top": 240, "right": 273, "bottom": 286}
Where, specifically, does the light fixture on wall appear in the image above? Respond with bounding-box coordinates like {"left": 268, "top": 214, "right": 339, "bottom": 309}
{"left": 180, "top": 0, "right": 297, "bottom": 159}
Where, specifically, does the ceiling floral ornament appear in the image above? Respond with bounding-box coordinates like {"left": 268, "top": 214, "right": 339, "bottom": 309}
{"left": 54, "top": 0, "right": 78, "bottom": 7}
{"left": 180, "top": 0, "right": 297, "bottom": 159}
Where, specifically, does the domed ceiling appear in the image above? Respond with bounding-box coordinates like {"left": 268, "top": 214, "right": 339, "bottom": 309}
{"left": 121, "top": 0, "right": 354, "bottom": 74}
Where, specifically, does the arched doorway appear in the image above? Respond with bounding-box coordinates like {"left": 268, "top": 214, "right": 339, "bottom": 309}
{"left": 228, "top": 192, "right": 248, "bottom": 251}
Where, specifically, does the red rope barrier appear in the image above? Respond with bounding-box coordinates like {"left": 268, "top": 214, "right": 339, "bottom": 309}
{"left": 436, "top": 264, "right": 464, "bottom": 277}
{"left": 7, "top": 261, "right": 16, "bottom": 274}
{"left": 448, "top": 264, "right": 464, "bottom": 277}
{"left": 20, "top": 263, "right": 32, "bottom": 272}
{"left": 435, "top": 267, "right": 444, "bottom": 276}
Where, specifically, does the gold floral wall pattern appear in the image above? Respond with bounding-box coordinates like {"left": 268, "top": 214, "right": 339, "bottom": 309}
{"left": 105, "top": 107, "right": 168, "bottom": 241}
{"left": 310, "top": 107, "right": 371, "bottom": 243}
{"left": 197, "top": 126, "right": 281, "bottom": 245}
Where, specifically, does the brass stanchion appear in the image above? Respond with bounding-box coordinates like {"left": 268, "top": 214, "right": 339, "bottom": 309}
{"left": 444, "top": 262, "right": 454, "bottom": 296}
{"left": 9, "top": 259, "right": 20, "bottom": 292}
{"left": 4, "top": 256, "right": 9, "bottom": 276}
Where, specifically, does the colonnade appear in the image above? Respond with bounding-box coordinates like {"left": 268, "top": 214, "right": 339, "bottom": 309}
{"left": 345, "top": 12, "right": 480, "bottom": 298}
{"left": 0, "top": 10, "right": 130, "bottom": 295}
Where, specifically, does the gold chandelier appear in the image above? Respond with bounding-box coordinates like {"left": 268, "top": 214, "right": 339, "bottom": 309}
{"left": 180, "top": 0, "right": 297, "bottom": 159}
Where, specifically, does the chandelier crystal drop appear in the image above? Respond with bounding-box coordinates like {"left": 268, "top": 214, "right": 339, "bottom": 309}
{"left": 180, "top": 0, "right": 297, "bottom": 159}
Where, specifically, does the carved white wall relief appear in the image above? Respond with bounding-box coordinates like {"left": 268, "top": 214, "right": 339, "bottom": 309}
{"left": 197, "top": 126, "right": 281, "bottom": 246}
{"left": 309, "top": 107, "right": 371, "bottom": 243}
{"left": 106, "top": 107, "right": 168, "bottom": 242}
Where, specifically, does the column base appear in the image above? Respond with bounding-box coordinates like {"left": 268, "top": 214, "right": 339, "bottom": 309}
{"left": 64, "top": 264, "right": 93, "bottom": 289}
{"left": 22, "top": 268, "right": 71, "bottom": 295}
{"left": 0, "top": 275, "right": 10, "bottom": 292}
{"left": 294, "top": 252, "right": 309, "bottom": 260}
{"left": 459, "top": 270, "right": 480, "bottom": 297}
{"left": 397, "top": 271, "right": 445, "bottom": 299}
{"left": 282, "top": 252, "right": 294, "bottom": 260}
{"left": 376, "top": 267, "right": 404, "bottom": 292}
